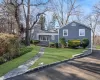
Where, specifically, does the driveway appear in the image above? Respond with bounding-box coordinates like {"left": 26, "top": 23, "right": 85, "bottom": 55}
{"left": 7, "top": 50, "right": 100, "bottom": 80}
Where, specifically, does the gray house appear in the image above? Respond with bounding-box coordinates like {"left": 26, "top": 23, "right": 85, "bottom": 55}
{"left": 33, "top": 21, "right": 92, "bottom": 48}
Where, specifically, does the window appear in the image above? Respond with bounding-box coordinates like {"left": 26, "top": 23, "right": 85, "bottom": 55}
{"left": 79, "top": 29, "right": 85, "bottom": 36}
{"left": 63, "top": 29, "right": 68, "bottom": 36}
{"left": 39, "top": 36, "right": 49, "bottom": 41}
{"left": 51, "top": 35, "right": 55, "bottom": 40}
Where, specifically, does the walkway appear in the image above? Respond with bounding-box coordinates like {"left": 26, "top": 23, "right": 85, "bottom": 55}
{"left": 7, "top": 50, "right": 100, "bottom": 80}
{"left": 1, "top": 47, "right": 45, "bottom": 80}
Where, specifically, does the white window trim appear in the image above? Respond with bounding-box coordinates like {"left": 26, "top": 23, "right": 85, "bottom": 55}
{"left": 79, "top": 29, "right": 85, "bottom": 36}
{"left": 63, "top": 29, "right": 68, "bottom": 36}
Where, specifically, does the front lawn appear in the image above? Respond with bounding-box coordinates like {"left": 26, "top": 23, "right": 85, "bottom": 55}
{"left": 0, "top": 45, "right": 40, "bottom": 77}
{"left": 30, "top": 48, "right": 85, "bottom": 68}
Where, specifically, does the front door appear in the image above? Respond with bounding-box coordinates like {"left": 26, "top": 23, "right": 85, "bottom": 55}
{"left": 39, "top": 35, "right": 50, "bottom": 41}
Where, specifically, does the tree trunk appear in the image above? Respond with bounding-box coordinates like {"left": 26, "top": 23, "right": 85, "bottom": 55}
{"left": 93, "top": 33, "right": 95, "bottom": 45}
{"left": 25, "top": 29, "right": 30, "bottom": 46}
{"left": 15, "top": 7, "right": 21, "bottom": 34}
{"left": 25, "top": 0, "right": 30, "bottom": 46}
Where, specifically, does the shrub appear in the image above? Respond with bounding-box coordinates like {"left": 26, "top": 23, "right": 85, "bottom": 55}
{"left": 59, "top": 38, "right": 66, "bottom": 48}
{"left": 31, "top": 40, "right": 40, "bottom": 45}
{"left": 19, "top": 46, "right": 33, "bottom": 56}
{"left": 0, "top": 57, "right": 5, "bottom": 64}
{"left": 21, "top": 40, "right": 25, "bottom": 44}
{"left": 0, "top": 33, "right": 34, "bottom": 65}
{"left": 30, "top": 40, "right": 33, "bottom": 44}
{"left": 55, "top": 43, "right": 59, "bottom": 48}
{"left": 49, "top": 42, "right": 55, "bottom": 48}
{"left": 49, "top": 42, "right": 59, "bottom": 48}
{"left": 0, "top": 45, "right": 33, "bottom": 65}
{"left": 81, "top": 38, "right": 89, "bottom": 49}
{"left": 68, "top": 40, "right": 81, "bottom": 48}
{"left": 0, "top": 33, "right": 19, "bottom": 58}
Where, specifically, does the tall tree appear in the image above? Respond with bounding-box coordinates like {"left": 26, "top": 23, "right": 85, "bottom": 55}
{"left": 86, "top": 13, "right": 100, "bottom": 45}
{"left": 25, "top": 0, "right": 30, "bottom": 46}
{"left": 52, "top": 13, "right": 57, "bottom": 27}
{"left": 22, "top": 0, "right": 50, "bottom": 46}
{"left": 94, "top": 2, "right": 100, "bottom": 14}
{"left": 38, "top": 14, "right": 45, "bottom": 30}
{"left": 50, "top": 0, "right": 80, "bottom": 27}
{"left": 3, "top": 0, "right": 24, "bottom": 33}
{"left": 47, "top": 13, "right": 57, "bottom": 30}
{"left": 0, "top": 3, "right": 18, "bottom": 34}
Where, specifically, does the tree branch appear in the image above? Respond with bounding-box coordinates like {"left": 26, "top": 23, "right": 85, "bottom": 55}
{"left": 30, "top": 0, "right": 50, "bottom": 6}
{"left": 29, "top": 11, "right": 47, "bottom": 30}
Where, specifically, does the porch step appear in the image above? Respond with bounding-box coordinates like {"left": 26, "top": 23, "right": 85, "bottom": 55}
{"left": 37, "top": 41, "right": 49, "bottom": 47}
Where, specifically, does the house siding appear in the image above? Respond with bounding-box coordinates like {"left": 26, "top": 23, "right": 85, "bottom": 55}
{"left": 59, "top": 22, "right": 91, "bottom": 48}
{"left": 50, "top": 35, "right": 58, "bottom": 43}
{"left": 37, "top": 35, "right": 58, "bottom": 46}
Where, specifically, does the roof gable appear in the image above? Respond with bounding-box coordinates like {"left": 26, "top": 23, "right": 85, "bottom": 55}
{"left": 59, "top": 21, "right": 91, "bottom": 30}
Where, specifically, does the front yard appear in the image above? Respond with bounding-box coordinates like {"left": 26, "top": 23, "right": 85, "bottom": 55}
{"left": 0, "top": 45, "right": 40, "bottom": 77}
{"left": 0, "top": 45, "right": 85, "bottom": 77}
{"left": 30, "top": 47, "right": 85, "bottom": 68}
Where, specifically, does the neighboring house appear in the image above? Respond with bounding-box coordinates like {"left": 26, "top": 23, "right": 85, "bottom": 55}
{"left": 32, "top": 21, "right": 92, "bottom": 48}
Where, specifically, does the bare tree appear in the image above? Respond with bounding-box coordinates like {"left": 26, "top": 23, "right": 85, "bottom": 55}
{"left": 50, "top": 0, "right": 80, "bottom": 27}
{"left": 38, "top": 14, "right": 46, "bottom": 30}
{"left": 85, "top": 13, "right": 100, "bottom": 45}
{"left": 21, "top": 0, "right": 50, "bottom": 46}
{"left": 94, "top": 2, "right": 100, "bottom": 14}
{"left": 3, "top": 0, "right": 24, "bottom": 33}
{"left": 0, "top": 3, "right": 18, "bottom": 34}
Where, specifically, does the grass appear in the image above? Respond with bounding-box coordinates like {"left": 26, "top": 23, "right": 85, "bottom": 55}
{"left": 96, "top": 45, "right": 100, "bottom": 49}
{"left": 30, "top": 47, "right": 85, "bottom": 68}
{"left": 0, "top": 45, "right": 40, "bottom": 77}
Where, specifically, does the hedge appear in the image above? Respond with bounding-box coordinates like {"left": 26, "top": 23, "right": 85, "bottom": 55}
{"left": 49, "top": 42, "right": 55, "bottom": 48}
{"left": 68, "top": 39, "right": 81, "bottom": 48}
{"left": 30, "top": 40, "right": 40, "bottom": 45}
{"left": 81, "top": 38, "right": 89, "bottom": 48}
{"left": 0, "top": 33, "right": 19, "bottom": 57}
{"left": 49, "top": 42, "right": 59, "bottom": 48}
{"left": 59, "top": 38, "right": 66, "bottom": 48}
{"left": 0, "top": 33, "right": 20, "bottom": 64}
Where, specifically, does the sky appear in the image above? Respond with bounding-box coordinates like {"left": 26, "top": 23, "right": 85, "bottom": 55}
{"left": 0, "top": 0, "right": 99, "bottom": 15}
{"left": 0, "top": 0, "right": 99, "bottom": 14}
{"left": 77, "top": 0, "right": 100, "bottom": 15}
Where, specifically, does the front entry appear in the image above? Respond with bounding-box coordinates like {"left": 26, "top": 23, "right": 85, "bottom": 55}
{"left": 39, "top": 35, "right": 50, "bottom": 41}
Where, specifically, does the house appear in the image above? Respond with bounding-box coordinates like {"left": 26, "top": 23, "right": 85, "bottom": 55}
{"left": 32, "top": 21, "right": 92, "bottom": 48}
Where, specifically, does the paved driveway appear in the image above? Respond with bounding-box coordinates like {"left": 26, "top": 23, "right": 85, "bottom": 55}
{"left": 7, "top": 50, "right": 100, "bottom": 80}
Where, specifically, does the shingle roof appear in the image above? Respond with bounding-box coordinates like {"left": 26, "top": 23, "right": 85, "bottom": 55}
{"left": 38, "top": 30, "right": 58, "bottom": 33}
